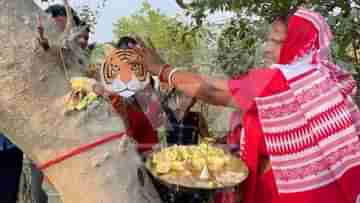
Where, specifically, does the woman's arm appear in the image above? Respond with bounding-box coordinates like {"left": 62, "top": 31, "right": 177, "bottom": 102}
{"left": 117, "top": 38, "right": 238, "bottom": 108}
{"left": 159, "top": 67, "right": 238, "bottom": 108}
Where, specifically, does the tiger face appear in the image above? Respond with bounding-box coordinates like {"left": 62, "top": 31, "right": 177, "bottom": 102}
{"left": 100, "top": 48, "right": 151, "bottom": 98}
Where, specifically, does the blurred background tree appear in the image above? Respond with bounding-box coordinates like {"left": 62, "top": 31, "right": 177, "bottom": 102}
{"left": 175, "top": 0, "right": 360, "bottom": 76}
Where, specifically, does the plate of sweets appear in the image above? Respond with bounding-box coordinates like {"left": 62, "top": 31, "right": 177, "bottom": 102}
{"left": 146, "top": 143, "right": 248, "bottom": 191}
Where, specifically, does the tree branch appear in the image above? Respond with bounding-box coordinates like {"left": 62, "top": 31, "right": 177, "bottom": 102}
{"left": 175, "top": 0, "right": 190, "bottom": 9}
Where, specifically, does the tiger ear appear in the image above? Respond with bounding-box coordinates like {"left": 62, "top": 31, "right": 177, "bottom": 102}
{"left": 103, "top": 43, "right": 116, "bottom": 57}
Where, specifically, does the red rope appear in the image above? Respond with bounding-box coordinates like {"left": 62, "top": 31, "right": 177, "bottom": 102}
{"left": 38, "top": 131, "right": 127, "bottom": 171}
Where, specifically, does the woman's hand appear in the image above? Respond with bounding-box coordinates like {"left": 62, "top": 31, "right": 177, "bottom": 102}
{"left": 118, "top": 35, "right": 165, "bottom": 76}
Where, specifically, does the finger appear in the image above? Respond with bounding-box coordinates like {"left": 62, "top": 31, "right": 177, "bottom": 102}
{"left": 128, "top": 45, "right": 148, "bottom": 56}
{"left": 129, "top": 33, "right": 144, "bottom": 45}
{"left": 118, "top": 55, "right": 138, "bottom": 63}
{"left": 118, "top": 56, "right": 132, "bottom": 63}
{"left": 117, "top": 53, "right": 141, "bottom": 62}
{"left": 118, "top": 55, "right": 132, "bottom": 61}
{"left": 117, "top": 49, "right": 139, "bottom": 55}
{"left": 119, "top": 51, "right": 143, "bottom": 60}
{"left": 117, "top": 48, "right": 143, "bottom": 55}
{"left": 129, "top": 33, "right": 147, "bottom": 48}
{"left": 117, "top": 51, "right": 134, "bottom": 57}
{"left": 119, "top": 58, "right": 142, "bottom": 66}
{"left": 127, "top": 42, "right": 136, "bottom": 49}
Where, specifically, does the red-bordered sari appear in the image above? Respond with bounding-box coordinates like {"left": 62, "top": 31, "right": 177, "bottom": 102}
{"left": 219, "top": 8, "right": 360, "bottom": 203}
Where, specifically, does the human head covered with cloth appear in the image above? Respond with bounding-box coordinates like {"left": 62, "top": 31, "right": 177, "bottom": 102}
{"left": 272, "top": 7, "right": 356, "bottom": 96}
{"left": 252, "top": 7, "right": 360, "bottom": 203}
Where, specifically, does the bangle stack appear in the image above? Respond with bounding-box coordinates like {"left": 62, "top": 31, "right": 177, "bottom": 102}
{"left": 158, "top": 64, "right": 180, "bottom": 88}
{"left": 159, "top": 64, "right": 171, "bottom": 83}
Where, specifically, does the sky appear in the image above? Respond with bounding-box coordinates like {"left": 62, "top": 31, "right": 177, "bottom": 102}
{"left": 92, "top": 0, "right": 182, "bottom": 42}
{"left": 34, "top": 0, "right": 233, "bottom": 43}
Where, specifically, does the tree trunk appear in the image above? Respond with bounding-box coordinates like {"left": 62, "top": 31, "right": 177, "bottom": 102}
{"left": 0, "top": 0, "right": 161, "bottom": 202}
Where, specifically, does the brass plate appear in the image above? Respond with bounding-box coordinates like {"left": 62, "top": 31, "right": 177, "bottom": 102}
{"left": 145, "top": 145, "right": 249, "bottom": 191}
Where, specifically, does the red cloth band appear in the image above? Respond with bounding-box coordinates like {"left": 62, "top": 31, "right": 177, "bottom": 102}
{"left": 38, "top": 130, "right": 130, "bottom": 171}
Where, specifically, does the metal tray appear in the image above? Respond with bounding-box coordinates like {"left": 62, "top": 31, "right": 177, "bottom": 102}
{"left": 145, "top": 145, "right": 249, "bottom": 192}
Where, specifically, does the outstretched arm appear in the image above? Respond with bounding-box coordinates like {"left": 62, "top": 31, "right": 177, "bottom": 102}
{"left": 118, "top": 42, "right": 238, "bottom": 108}
{"left": 160, "top": 67, "right": 238, "bottom": 107}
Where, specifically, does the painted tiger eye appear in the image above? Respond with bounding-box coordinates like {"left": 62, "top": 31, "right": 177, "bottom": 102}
{"left": 132, "top": 64, "right": 146, "bottom": 81}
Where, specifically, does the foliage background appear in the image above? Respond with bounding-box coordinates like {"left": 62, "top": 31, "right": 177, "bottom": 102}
{"left": 175, "top": 0, "right": 360, "bottom": 76}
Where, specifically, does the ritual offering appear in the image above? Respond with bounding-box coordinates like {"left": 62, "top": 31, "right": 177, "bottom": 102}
{"left": 146, "top": 144, "right": 248, "bottom": 191}
{"left": 64, "top": 77, "right": 99, "bottom": 112}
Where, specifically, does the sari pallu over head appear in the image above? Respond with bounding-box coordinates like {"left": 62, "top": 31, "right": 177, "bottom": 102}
{"left": 255, "top": 7, "right": 360, "bottom": 201}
